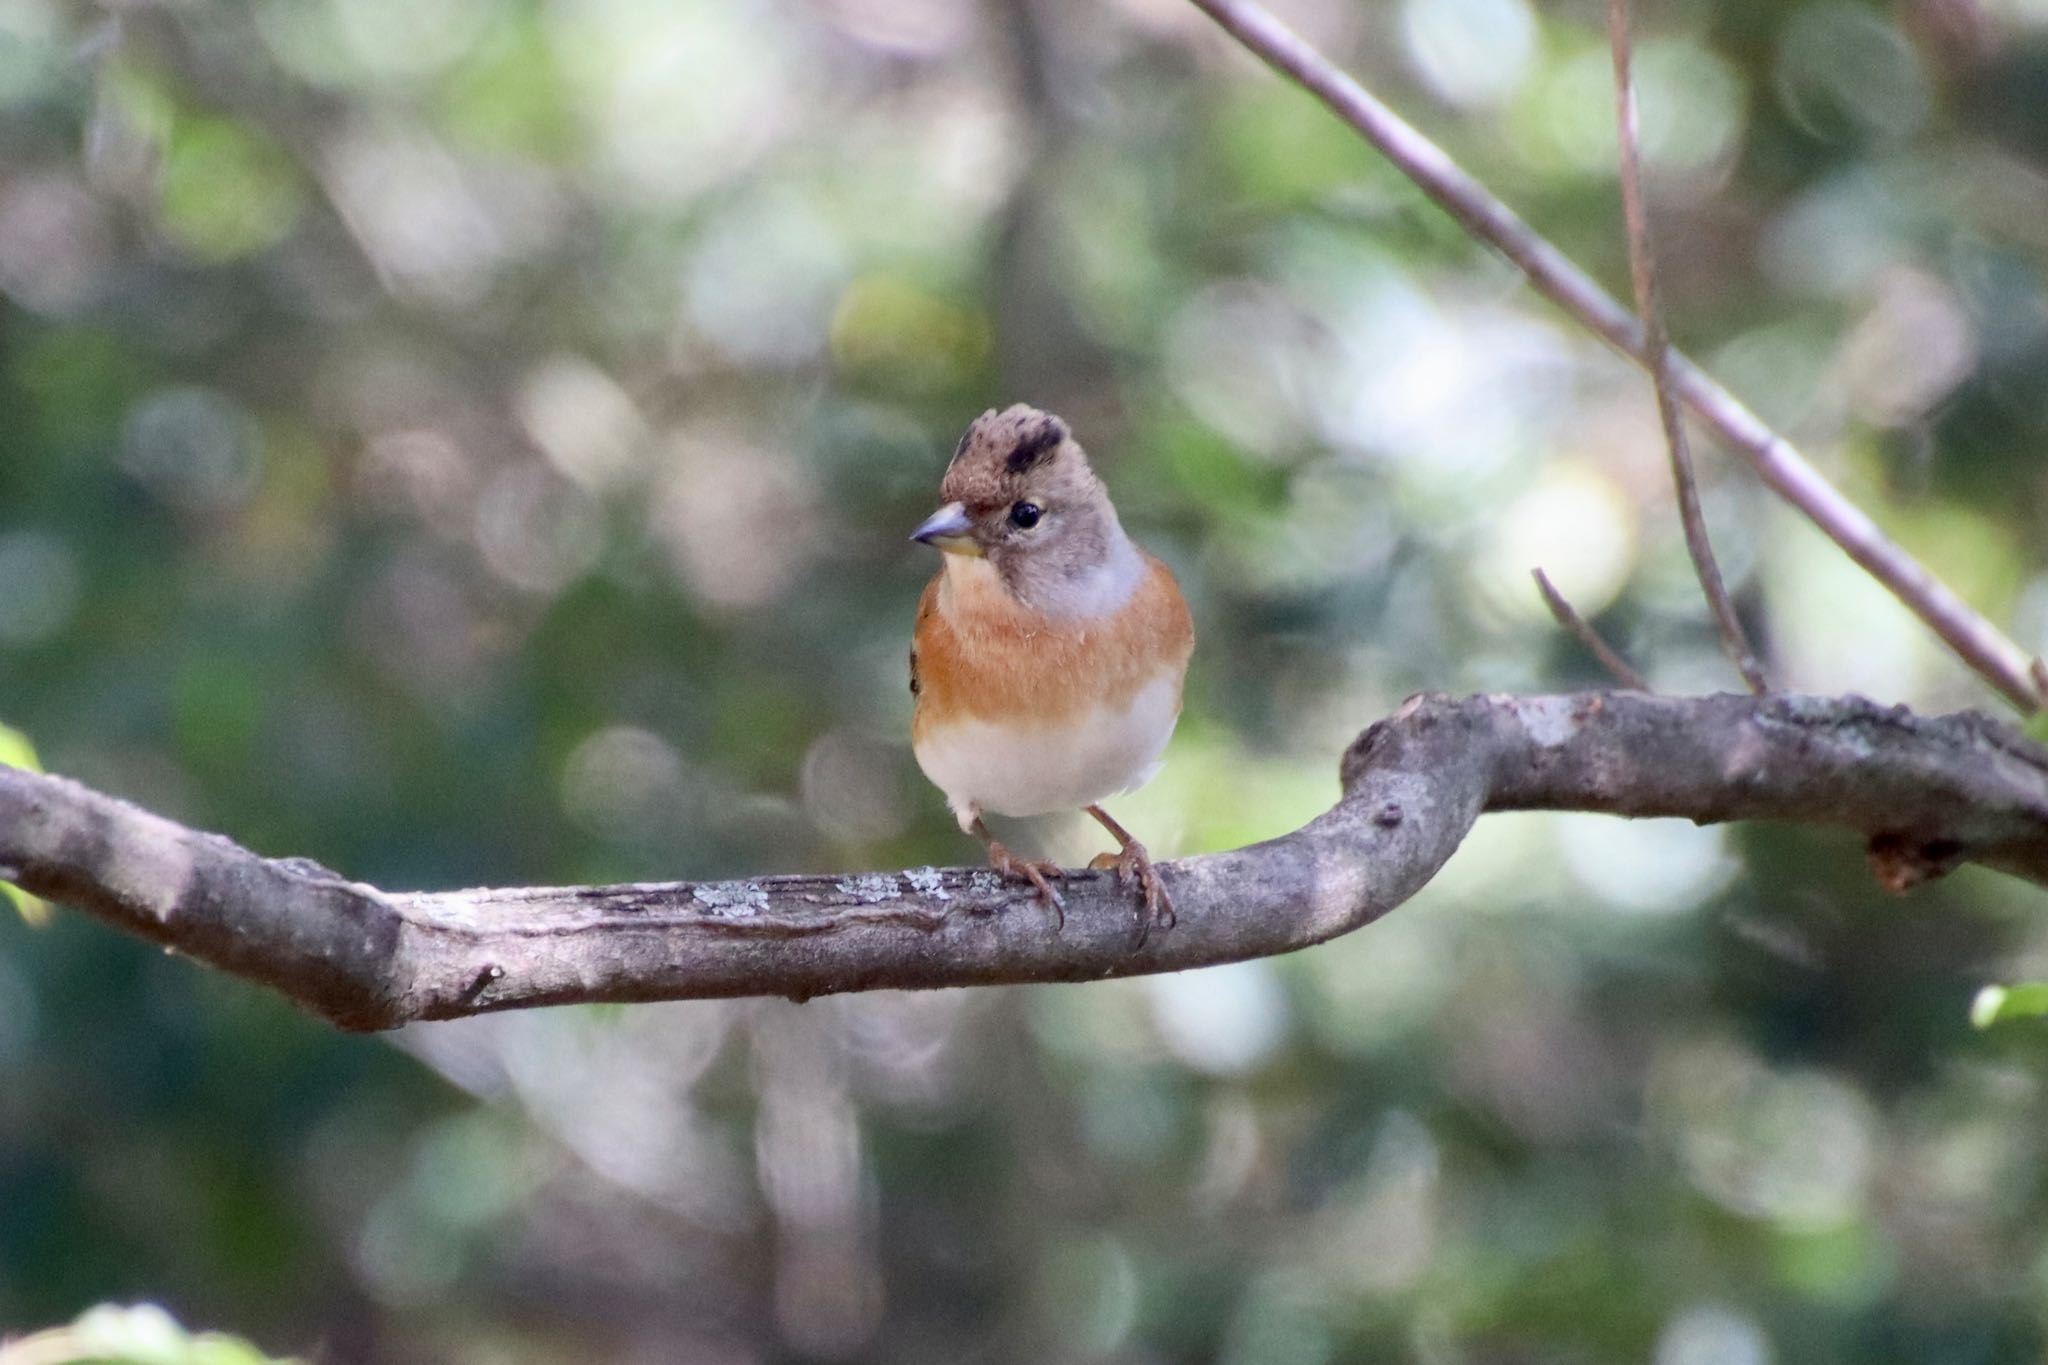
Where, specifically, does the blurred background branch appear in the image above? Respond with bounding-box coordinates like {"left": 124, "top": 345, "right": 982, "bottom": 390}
{"left": 1531, "top": 567, "right": 1649, "bottom": 691}
{"left": 1188, "top": 0, "right": 2046, "bottom": 712}
{"left": 1606, "top": 0, "right": 1767, "bottom": 695}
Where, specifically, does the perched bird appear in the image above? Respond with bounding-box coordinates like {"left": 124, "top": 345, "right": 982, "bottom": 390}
{"left": 908, "top": 405, "right": 1194, "bottom": 938}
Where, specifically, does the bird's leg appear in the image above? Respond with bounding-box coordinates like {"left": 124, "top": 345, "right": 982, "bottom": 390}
{"left": 1084, "top": 803, "right": 1175, "bottom": 942}
{"left": 969, "top": 815, "right": 1066, "bottom": 927}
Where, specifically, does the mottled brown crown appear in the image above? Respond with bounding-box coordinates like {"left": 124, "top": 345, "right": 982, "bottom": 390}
{"left": 939, "top": 404, "right": 1081, "bottom": 510}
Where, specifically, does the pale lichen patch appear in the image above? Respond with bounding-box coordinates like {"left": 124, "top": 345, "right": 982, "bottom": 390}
{"left": 692, "top": 882, "right": 768, "bottom": 917}
{"left": 1517, "top": 694, "right": 1578, "bottom": 747}
{"left": 904, "top": 866, "right": 949, "bottom": 900}
{"left": 836, "top": 872, "right": 899, "bottom": 904}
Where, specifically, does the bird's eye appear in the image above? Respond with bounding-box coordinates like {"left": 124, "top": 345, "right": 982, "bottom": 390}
{"left": 1009, "top": 502, "right": 1043, "bottom": 529}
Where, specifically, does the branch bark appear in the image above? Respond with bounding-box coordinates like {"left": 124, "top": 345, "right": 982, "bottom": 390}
{"left": 4, "top": 693, "right": 2045, "bottom": 1031}
{"left": 1184, "top": 0, "right": 2044, "bottom": 714}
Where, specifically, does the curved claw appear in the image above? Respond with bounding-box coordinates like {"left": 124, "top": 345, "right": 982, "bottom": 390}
{"left": 1095, "top": 840, "right": 1175, "bottom": 946}
{"left": 987, "top": 840, "right": 1066, "bottom": 929}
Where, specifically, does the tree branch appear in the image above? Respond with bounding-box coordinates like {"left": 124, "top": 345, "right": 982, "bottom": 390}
{"left": 1184, "top": 0, "right": 2044, "bottom": 714}
{"left": 4, "top": 693, "right": 2045, "bottom": 1031}
{"left": 1532, "top": 568, "right": 1651, "bottom": 691}
{"left": 1607, "top": 0, "right": 1767, "bottom": 694}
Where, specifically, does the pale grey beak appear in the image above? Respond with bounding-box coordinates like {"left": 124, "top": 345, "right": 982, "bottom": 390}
{"left": 910, "top": 501, "right": 981, "bottom": 556}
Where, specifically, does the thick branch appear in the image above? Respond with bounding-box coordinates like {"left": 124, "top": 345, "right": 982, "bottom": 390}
{"left": 3, "top": 693, "right": 2045, "bottom": 1031}
{"left": 1185, "top": 0, "right": 2044, "bottom": 713}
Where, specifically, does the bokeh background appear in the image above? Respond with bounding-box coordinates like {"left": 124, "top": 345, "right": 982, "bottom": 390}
{"left": 5, "top": 0, "right": 2048, "bottom": 1358}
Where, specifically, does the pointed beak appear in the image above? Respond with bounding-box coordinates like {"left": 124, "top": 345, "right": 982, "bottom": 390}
{"left": 910, "top": 501, "right": 982, "bottom": 556}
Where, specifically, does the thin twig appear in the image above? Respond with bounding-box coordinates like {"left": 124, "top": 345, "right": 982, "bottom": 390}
{"left": 1607, "top": 0, "right": 1767, "bottom": 694}
{"left": 1532, "top": 568, "right": 1652, "bottom": 691}
{"left": 1183, "top": 0, "right": 2045, "bottom": 714}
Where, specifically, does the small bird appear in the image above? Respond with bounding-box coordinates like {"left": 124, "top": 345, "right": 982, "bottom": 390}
{"left": 909, "top": 404, "right": 1194, "bottom": 938}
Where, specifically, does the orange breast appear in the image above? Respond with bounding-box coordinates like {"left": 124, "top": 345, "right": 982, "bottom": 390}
{"left": 911, "top": 554, "right": 1194, "bottom": 742}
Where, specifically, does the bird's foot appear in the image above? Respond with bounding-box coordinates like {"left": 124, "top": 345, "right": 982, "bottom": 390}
{"left": 1088, "top": 839, "right": 1175, "bottom": 945}
{"left": 988, "top": 840, "right": 1066, "bottom": 928}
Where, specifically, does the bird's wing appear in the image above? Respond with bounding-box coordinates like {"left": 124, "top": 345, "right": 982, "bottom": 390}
{"left": 910, "top": 574, "right": 941, "bottom": 698}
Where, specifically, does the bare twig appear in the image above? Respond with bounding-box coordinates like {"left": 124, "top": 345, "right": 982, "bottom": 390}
{"left": 1184, "top": 0, "right": 2044, "bottom": 714}
{"left": 5, "top": 693, "right": 2047, "bottom": 1030}
{"left": 1607, "top": 0, "right": 1767, "bottom": 694}
{"left": 1532, "top": 568, "right": 1652, "bottom": 691}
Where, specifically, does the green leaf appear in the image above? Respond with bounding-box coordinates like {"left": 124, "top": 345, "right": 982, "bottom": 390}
{"left": 2025, "top": 710, "right": 2048, "bottom": 746}
{"left": 7, "top": 1302, "right": 299, "bottom": 1364}
{"left": 0, "top": 721, "right": 49, "bottom": 925}
{"left": 1970, "top": 983, "right": 2048, "bottom": 1029}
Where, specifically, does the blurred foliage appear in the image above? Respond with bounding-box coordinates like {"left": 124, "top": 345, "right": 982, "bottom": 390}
{"left": 3, "top": 0, "right": 2048, "bottom": 1360}
{"left": 0, "top": 1302, "right": 294, "bottom": 1365}
{"left": 1973, "top": 982, "right": 2048, "bottom": 1029}
{"left": 0, "top": 721, "right": 47, "bottom": 923}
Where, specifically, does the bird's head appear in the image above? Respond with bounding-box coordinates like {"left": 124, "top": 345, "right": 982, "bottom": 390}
{"left": 910, "top": 405, "right": 1131, "bottom": 609}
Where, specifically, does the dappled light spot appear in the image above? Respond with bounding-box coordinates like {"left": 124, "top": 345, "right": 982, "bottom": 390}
{"left": 552, "top": 0, "right": 799, "bottom": 204}
{"left": 652, "top": 439, "right": 818, "bottom": 612}
{"left": 2015, "top": 572, "right": 2048, "bottom": 664}
{"left": 1309, "top": 1110, "right": 1440, "bottom": 1294}
{"left": 323, "top": 126, "right": 557, "bottom": 304}
{"left": 823, "top": 0, "right": 973, "bottom": 56}
{"left": 1036, "top": 1234, "right": 1141, "bottom": 1354}
{"left": 1299, "top": 913, "right": 1449, "bottom": 1052}
{"left": 1520, "top": 37, "right": 1747, "bottom": 181}
{"left": 830, "top": 990, "right": 974, "bottom": 1109}
{"left": 1655, "top": 1304, "right": 1774, "bottom": 1365}
{"left": 1707, "top": 320, "right": 1839, "bottom": 432}
{"left": 1165, "top": 280, "right": 1325, "bottom": 456}
{"left": 1767, "top": 513, "right": 1928, "bottom": 698}
{"left": 0, "top": 531, "right": 80, "bottom": 647}
{"left": 1634, "top": 481, "right": 1763, "bottom": 617}
{"left": 517, "top": 356, "right": 648, "bottom": 492}
{"left": 1401, "top": 0, "right": 1535, "bottom": 110}
{"left": 0, "top": 0, "right": 60, "bottom": 108}
{"left": 1775, "top": 3, "right": 1929, "bottom": 144}
{"left": 1477, "top": 460, "right": 1637, "bottom": 625}
{"left": 753, "top": 1014, "right": 882, "bottom": 1356}
{"left": 800, "top": 728, "right": 909, "bottom": 847}
{"left": 155, "top": 119, "right": 304, "bottom": 263}
{"left": 350, "top": 1108, "right": 537, "bottom": 1307}
{"left": 1761, "top": 168, "right": 1914, "bottom": 299}
{"left": 473, "top": 463, "right": 605, "bottom": 594}
{"left": 354, "top": 428, "right": 478, "bottom": 538}
{"left": 1145, "top": 958, "right": 1290, "bottom": 1076}
{"left": 121, "top": 387, "right": 264, "bottom": 515}
{"left": 683, "top": 190, "right": 848, "bottom": 366}
{"left": 1650, "top": 1038, "right": 1876, "bottom": 1227}
{"left": 347, "top": 550, "right": 495, "bottom": 692}
{"left": 559, "top": 725, "right": 690, "bottom": 844}
{"left": 255, "top": 0, "right": 492, "bottom": 86}
{"left": 1836, "top": 268, "right": 1978, "bottom": 427}
{"left": 1555, "top": 815, "right": 1737, "bottom": 916}
{"left": 828, "top": 274, "right": 991, "bottom": 393}
{"left": 1323, "top": 289, "right": 1575, "bottom": 502}
{"left": 0, "top": 174, "right": 110, "bottom": 317}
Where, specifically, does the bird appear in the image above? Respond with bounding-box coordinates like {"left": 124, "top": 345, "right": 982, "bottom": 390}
{"left": 908, "top": 404, "right": 1194, "bottom": 940}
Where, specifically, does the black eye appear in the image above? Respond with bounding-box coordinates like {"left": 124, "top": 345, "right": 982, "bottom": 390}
{"left": 1008, "top": 502, "right": 1042, "bottom": 529}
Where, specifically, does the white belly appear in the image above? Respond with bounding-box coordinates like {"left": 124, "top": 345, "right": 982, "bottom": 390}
{"left": 915, "top": 672, "right": 1181, "bottom": 822}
